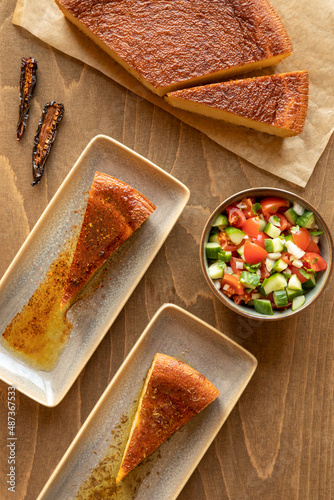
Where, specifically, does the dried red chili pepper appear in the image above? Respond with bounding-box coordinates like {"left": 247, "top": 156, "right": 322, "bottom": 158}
{"left": 32, "top": 101, "right": 64, "bottom": 186}
{"left": 16, "top": 57, "right": 38, "bottom": 140}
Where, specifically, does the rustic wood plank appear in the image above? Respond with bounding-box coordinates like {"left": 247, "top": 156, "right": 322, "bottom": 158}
{"left": 0, "top": 1, "right": 333, "bottom": 499}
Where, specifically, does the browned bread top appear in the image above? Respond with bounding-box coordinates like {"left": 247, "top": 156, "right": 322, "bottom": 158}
{"left": 61, "top": 172, "right": 155, "bottom": 307}
{"left": 166, "top": 71, "right": 309, "bottom": 135}
{"left": 55, "top": 0, "right": 293, "bottom": 94}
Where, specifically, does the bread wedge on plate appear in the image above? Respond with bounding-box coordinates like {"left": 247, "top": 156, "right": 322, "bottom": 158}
{"left": 61, "top": 171, "right": 156, "bottom": 308}
{"left": 116, "top": 353, "right": 220, "bottom": 483}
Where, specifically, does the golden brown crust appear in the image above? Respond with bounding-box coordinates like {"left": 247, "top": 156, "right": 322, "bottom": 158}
{"left": 166, "top": 71, "right": 309, "bottom": 136}
{"left": 61, "top": 172, "right": 156, "bottom": 307}
{"left": 55, "top": 0, "right": 293, "bottom": 95}
{"left": 116, "top": 353, "right": 220, "bottom": 482}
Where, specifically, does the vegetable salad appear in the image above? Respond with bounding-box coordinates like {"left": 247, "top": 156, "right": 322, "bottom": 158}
{"left": 205, "top": 196, "right": 327, "bottom": 315}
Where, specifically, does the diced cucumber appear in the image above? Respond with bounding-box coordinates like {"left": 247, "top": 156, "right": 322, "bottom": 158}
{"left": 296, "top": 210, "right": 315, "bottom": 229}
{"left": 208, "top": 262, "right": 225, "bottom": 279}
{"left": 288, "top": 274, "right": 302, "bottom": 290}
{"left": 291, "top": 295, "right": 305, "bottom": 311}
{"left": 302, "top": 273, "right": 316, "bottom": 291}
{"left": 264, "top": 222, "right": 281, "bottom": 238}
{"left": 263, "top": 273, "right": 287, "bottom": 295}
{"left": 239, "top": 271, "right": 260, "bottom": 289}
{"left": 272, "top": 258, "right": 288, "bottom": 272}
{"left": 258, "top": 218, "right": 267, "bottom": 231}
{"left": 258, "top": 285, "right": 268, "bottom": 297}
{"left": 254, "top": 299, "right": 274, "bottom": 315}
{"left": 284, "top": 207, "right": 298, "bottom": 224}
{"left": 285, "top": 234, "right": 293, "bottom": 242}
{"left": 264, "top": 239, "right": 274, "bottom": 253}
{"left": 236, "top": 244, "right": 245, "bottom": 260}
{"left": 273, "top": 290, "right": 288, "bottom": 307}
{"left": 205, "top": 242, "right": 221, "bottom": 260}
{"left": 225, "top": 226, "right": 246, "bottom": 245}
{"left": 212, "top": 214, "right": 228, "bottom": 228}
{"left": 218, "top": 250, "right": 232, "bottom": 263}
{"left": 286, "top": 287, "right": 304, "bottom": 302}
{"left": 264, "top": 237, "right": 284, "bottom": 253}
{"left": 208, "top": 231, "right": 220, "bottom": 244}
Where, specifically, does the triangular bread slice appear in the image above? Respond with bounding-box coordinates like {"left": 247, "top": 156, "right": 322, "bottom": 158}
{"left": 55, "top": 0, "right": 292, "bottom": 96}
{"left": 166, "top": 71, "right": 309, "bottom": 137}
{"left": 116, "top": 353, "right": 220, "bottom": 483}
{"left": 61, "top": 172, "right": 156, "bottom": 308}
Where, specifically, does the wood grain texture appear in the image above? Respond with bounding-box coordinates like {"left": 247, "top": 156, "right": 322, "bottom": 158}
{"left": 0, "top": 1, "right": 333, "bottom": 499}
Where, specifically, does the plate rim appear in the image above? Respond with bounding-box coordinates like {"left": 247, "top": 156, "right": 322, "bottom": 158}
{"left": 0, "top": 134, "right": 190, "bottom": 291}
{"left": 36, "top": 302, "right": 257, "bottom": 500}
{"left": 0, "top": 136, "right": 190, "bottom": 406}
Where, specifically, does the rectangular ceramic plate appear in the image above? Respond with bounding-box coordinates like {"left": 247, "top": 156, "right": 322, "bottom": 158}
{"left": 37, "top": 304, "right": 257, "bottom": 500}
{"left": 0, "top": 135, "right": 190, "bottom": 406}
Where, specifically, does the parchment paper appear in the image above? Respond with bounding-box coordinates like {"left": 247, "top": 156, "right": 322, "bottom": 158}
{"left": 12, "top": 0, "right": 334, "bottom": 187}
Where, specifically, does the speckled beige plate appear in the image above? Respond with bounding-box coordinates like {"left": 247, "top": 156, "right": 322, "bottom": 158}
{"left": 37, "top": 304, "right": 257, "bottom": 500}
{"left": 0, "top": 136, "right": 189, "bottom": 406}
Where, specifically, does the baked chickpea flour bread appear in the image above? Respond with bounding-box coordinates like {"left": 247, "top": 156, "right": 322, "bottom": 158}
{"left": 166, "top": 71, "right": 309, "bottom": 136}
{"left": 61, "top": 172, "right": 156, "bottom": 308}
{"left": 116, "top": 353, "right": 220, "bottom": 482}
{"left": 55, "top": 0, "right": 293, "bottom": 96}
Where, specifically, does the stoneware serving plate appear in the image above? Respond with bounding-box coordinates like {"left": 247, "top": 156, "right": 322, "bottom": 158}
{"left": 0, "top": 135, "right": 190, "bottom": 406}
{"left": 36, "top": 303, "right": 257, "bottom": 500}
{"left": 200, "top": 187, "right": 333, "bottom": 320}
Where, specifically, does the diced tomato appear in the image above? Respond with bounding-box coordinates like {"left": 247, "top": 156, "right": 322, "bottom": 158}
{"left": 221, "top": 274, "right": 245, "bottom": 295}
{"left": 233, "top": 291, "right": 253, "bottom": 305}
{"left": 242, "top": 216, "right": 260, "bottom": 238}
{"left": 290, "top": 265, "right": 308, "bottom": 283}
{"left": 218, "top": 231, "right": 238, "bottom": 252}
{"left": 291, "top": 227, "right": 311, "bottom": 251}
{"left": 239, "top": 198, "right": 254, "bottom": 218}
{"left": 305, "top": 239, "right": 320, "bottom": 254}
{"left": 275, "top": 213, "right": 289, "bottom": 232}
{"left": 259, "top": 261, "right": 270, "bottom": 280}
{"left": 280, "top": 252, "right": 291, "bottom": 264}
{"left": 230, "top": 257, "right": 244, "bottom": 276}
{"left": 252, "top": 231, "right": 270, "bottom": 249}
{"left": 261, "top": 197, "right": 290, "bottom": 216}
{"left": 244, "top": 240, "right": 268, "bottom": 264}
{"left": 264, "top": 212, "right": 290, "bottom": 232}
{"left": 221, "top": 285, "right": 235, "bottom": 298}
{"left": 226, "top": 206, "right": 247, "bottom": 228}
{"left": 302, "top": 252, "right": 327, "bottom": 272}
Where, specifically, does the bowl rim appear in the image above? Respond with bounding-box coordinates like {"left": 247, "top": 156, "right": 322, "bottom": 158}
{"left": 200, "top": 187, "right": 333, "bottom": 321}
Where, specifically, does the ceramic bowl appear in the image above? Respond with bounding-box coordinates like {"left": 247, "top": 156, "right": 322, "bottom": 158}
{"left": 200, "top": 188, "right": 333, "bottom": 320}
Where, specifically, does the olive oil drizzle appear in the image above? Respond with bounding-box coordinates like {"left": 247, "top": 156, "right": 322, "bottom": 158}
{"left": 1, "top": 247, "right": 73, "bottom": 371}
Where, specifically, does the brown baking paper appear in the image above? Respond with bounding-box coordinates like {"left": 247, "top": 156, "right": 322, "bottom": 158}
{"left": 13, "top": 0, "right": 334, "bottom": 187}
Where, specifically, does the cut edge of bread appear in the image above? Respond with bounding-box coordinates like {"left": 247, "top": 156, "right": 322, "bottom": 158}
{"left": 115, "top": 355, "right": 158, "bottom": 483}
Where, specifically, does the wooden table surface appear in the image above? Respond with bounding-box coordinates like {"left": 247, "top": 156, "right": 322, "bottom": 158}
{"left": 1, "top": 2, "right": 333, "bottom": 499}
